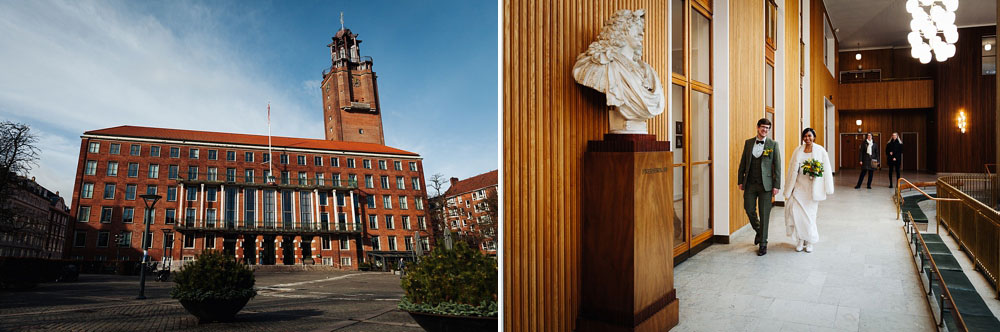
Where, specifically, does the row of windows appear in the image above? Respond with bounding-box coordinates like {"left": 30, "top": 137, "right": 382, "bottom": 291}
{"left": 78, "top": 202, "right": 424, "bottom": 226}
{"left": 82, "top": 162, "right": 422, "bottom": 190}
{"left": 365, "top": 214, "right": 428, "bottom": 231}
{"left": 369, "top": 235, "right": 429, "bottom": 251}
{"left": 79, "top": 182, "right": 424, "bottom": 211}
{"left": 72, "top": 229, "right": 426, "bottom": 253}
{"left": 86, "top": 142, "right": 419, "bottom": 171}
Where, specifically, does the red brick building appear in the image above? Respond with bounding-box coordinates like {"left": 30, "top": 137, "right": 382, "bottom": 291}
{"left": 444, "top": 170, "right": 497, "bottom": 255}
{"left": 66, "top": 27, "right": 431, "bottom": 270}
{"left": 0, "top": 175, "right": 71, "bottom": 259}
{"left": 322, "top": 28, "right": 384, "bottom": 145}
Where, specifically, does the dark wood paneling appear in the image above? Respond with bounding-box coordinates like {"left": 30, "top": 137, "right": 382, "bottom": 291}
{"left": 838, "top": 48, "right": 935, "bottom": 80}
{"left": 838, "top": 109, "right": 930, "bottom": 171}
{"left": 839, "top": 80, "right": 934, "bottom": 110}
{"left": 936, "top": 26, "right": 998, "bottom": 173}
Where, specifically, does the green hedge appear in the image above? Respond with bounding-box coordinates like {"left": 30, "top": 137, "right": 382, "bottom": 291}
{"left": 400, "top": 242, "right": 498, "bottom": 317}
{"left": 170, "top": 250, "right": 257, "bottom": 301}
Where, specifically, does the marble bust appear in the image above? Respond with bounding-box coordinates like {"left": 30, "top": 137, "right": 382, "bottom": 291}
{"left": 573, "top": 9, "right": 664, "bottom": 134}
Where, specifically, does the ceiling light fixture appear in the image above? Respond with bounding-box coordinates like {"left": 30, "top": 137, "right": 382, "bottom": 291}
{"left": 986, "top": 43, "right": 993, "bottom": 51}
{"left": 906, "top": 0, "right": 959, "bottom": 63}
{"left": 855, "top": 43, "right": 862, "bottom": 60}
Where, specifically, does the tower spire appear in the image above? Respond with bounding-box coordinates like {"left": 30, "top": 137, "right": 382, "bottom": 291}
{"left": 340, "top": 12, "right": 344, "bottom": 30}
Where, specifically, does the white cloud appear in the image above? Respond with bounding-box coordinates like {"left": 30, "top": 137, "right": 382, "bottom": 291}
{"left": 0, "top": 1, "right": 320, "bottom": 205}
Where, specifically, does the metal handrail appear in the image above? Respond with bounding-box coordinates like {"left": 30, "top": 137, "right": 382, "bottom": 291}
{"left": 895, "top": 177, "right": 961, "bottom": 220}
{"left": 934, "top": 176, "right": 1000, "bottom": 299}
{"left": 908, "top": 211, "right": 969, "bottom": 331}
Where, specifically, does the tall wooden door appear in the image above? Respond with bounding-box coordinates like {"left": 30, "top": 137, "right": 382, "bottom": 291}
{"left": 840, "top": 135, "right": 860, "bottom": 168}
{"left": 902, "top": 132, "right": 918, "bottom": 171}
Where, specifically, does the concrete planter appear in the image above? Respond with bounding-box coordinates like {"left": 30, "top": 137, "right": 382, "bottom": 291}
{"left": 405, "top": 310, "right": 497, "bottom": 332}
{"left": 179, "top": 297, "right": 251, "bottom": 324}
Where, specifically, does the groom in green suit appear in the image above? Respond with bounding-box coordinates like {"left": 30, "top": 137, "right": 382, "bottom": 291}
{"left": 737, "top": 118, "right": 782, "bottom": 256}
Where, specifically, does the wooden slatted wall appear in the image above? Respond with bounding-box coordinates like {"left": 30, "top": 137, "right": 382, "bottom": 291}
{"left": 838, "top": 80, "right": 934, "bottom": 110}
{"left": 726, "top": 0, "right": 765, "bottom": 234}
{"left": 503, "top": 1, "right": 669, "bottom": 331}
{"left": 935, "top": 26, "right": 997, "bottom": 172}
{"left": 783, "top": 0, "right": 801, "bottom": 201}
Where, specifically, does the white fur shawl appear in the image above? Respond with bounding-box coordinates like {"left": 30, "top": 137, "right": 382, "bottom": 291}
{"left": 783, "top": 144, "right": 835, "bottom": 201}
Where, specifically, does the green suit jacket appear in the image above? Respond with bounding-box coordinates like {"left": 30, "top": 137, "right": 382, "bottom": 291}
{"left": 737, "top": 137, "right": 782, "bottom": 191}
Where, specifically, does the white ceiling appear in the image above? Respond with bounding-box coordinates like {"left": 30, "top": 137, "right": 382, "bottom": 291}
{"left": 825, "top": 0, "right": 997, "bottom": 50}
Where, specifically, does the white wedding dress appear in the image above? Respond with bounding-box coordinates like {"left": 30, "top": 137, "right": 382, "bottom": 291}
{"left": 783, "top": 144, "right": 834, "bottom": 244}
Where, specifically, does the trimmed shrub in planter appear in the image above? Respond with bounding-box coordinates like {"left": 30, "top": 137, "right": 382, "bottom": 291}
{"left": 400, "top": 242, "right": 497, "bottom": 332}
{"left": 170, "top": 250, "right": 257, "bottom": 323}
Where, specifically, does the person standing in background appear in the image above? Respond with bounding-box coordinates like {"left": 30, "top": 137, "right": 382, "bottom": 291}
{"left": 855, "top": 133, "right": 879, "bottom": 190}
{"left": 886, "top": 133, "right": 903, "bottom": 188}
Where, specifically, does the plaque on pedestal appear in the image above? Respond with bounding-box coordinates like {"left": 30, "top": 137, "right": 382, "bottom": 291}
{"left": 578, "top": 134, "right": 678, "bottom": 332}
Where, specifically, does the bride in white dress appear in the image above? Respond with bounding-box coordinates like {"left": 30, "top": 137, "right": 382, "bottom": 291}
{"left": 783, "top": 128, "right": 834, "bottom": 253}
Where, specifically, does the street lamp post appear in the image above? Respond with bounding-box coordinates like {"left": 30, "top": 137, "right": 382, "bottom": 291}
{"left": 137, "top": 194, "right": 162, "bottom": 300}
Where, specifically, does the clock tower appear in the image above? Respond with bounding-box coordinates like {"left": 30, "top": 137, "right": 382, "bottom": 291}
{"left": 321, "top": 27, "right": 385, "bottom": 144}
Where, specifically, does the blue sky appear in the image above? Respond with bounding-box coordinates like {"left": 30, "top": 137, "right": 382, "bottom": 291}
{"left": 0, "top": 0, "right": 498, "bottom": 204}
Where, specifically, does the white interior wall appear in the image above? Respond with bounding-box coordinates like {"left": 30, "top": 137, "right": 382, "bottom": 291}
{"left": 712, "top": 0, "right": 731, "bottom": 236}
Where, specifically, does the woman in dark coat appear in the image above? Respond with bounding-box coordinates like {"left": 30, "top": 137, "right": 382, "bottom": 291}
{"left": 855, "top": 133, "right": 879, "bottom": 189}
{"left": 886, "top": 133, "right": 903, "bottom": 188}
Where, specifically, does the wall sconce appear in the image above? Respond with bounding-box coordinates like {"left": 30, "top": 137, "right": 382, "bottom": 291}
{"left": 957, "top": 111, "right": 967, "bottom": 133}
{"left": 856, "top": 119, "right": 863, "bottom": 132}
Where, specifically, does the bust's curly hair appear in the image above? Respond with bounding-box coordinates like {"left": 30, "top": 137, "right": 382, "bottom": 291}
{"left": 583, "top": 9, "right": 646, "bottom": 63}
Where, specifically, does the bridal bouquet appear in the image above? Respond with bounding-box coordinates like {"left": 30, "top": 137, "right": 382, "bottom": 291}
{"left": 801, "top": 158, "right": 824, "bottom": 179}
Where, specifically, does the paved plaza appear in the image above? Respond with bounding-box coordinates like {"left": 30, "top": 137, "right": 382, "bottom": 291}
{"left": 0, "top": 270, "right": 422, "bottom": 332}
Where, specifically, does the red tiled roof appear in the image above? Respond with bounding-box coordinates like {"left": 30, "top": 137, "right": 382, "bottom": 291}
{"left": 445, "top": 170, "right": 498, "bottom": 197}
{"left": 84, "top": 125, "right": 418, "bottom": 156}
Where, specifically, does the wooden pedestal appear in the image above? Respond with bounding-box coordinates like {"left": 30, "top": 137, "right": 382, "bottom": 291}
{"left": 578, "top": 134, "right": 679, "bottom": 332}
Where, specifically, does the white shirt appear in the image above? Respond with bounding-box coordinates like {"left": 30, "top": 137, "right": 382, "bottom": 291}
{"left": 752, "top": 138, "right": 766, "bottom": 158}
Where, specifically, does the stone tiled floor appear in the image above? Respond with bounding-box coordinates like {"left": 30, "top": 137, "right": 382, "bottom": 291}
{"left": 671, "top": 170, "right": 948, "bottom": 331}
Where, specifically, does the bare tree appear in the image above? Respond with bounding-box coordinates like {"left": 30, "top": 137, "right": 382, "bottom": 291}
{"left": 483, "top": 187, "right": 498, "bottom": 240}
{"left": 0, "top": 121, "right": 40, "bottom": 233}
{"left": 424, "top": 173, "right": 450, "bottom": 245}
{"left": 428, "top": 173, "right": 446, "bottom": 197}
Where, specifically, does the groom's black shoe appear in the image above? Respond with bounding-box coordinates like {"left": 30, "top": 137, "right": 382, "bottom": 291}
{"left": 757, "top": 245, "right": 767, "bottom": 256}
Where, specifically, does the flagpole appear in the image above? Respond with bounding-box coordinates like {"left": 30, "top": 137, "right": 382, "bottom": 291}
{"left": 267, "top": 102, "right": 273, "bottom": 183}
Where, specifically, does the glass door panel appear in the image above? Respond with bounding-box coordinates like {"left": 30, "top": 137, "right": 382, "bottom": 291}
{"left": 673, "top": 166, "right": 686, "bottom": 250}
{"left": 672, "top": 0, "right": 686, "bottom": 75}
{"left": 691, "top": 90, "right": 711, "bottom": 161}
{"left": 691, "top": 163, "right": 712, "bottom": 238}
{"left": 691, "top": 10, "right": 711, "bottom": 84}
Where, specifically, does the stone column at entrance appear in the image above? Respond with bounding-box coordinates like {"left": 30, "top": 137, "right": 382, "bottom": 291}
{"left": 275, "top": 235, "right": 283, "bottom": 263}
{"left": 294, "top": 236, "right": 302, "bottom": 264}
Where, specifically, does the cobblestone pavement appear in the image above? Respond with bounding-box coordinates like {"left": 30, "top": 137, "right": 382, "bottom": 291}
{"left": 0, "top": 271, "right": 423, "bottom": 331}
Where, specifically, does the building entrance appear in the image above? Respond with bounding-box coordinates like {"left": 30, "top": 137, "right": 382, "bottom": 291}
{"left": 243, "top": 236, "right": 256, "bottom": 265}
{"left": 301, "top": 239, "right": 312, "bottom": 264}
{"left": 281, "top": 238, "right": 295, "bottom": 265}
{"left": 261, "top": 235, "right": 276, "bottom": 265}
{"left": 223, "top": 236, "right": 237, "bottom": 257}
